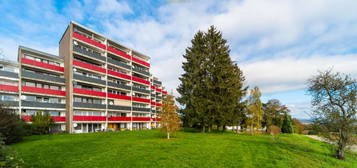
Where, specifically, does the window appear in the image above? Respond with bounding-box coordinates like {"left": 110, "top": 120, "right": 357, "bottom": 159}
{"left": 0, "top": 95, "right": 16, "bottom": 101}
{"left": 49, "top": 98, "right": 59, "bottom": 103}
{"left": 50, "top": 111, "right": 60, "bottom": 116}
{"left": 74, "top": 97, "right": 81, "bottom": 102}
{"left": 26, "top": 82, "right": 35, "bottom": 87}
{"left": 50, "top": 85, "right": 59, "bottom": 90}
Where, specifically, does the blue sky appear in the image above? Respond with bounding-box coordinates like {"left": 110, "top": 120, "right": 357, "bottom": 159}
{"left": 1, "top": 0, "right": 357, "bottom": 119}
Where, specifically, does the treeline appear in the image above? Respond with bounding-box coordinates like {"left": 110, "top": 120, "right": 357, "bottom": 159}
{"left": 177, "top": 26, "right": 295, "bottom": 133}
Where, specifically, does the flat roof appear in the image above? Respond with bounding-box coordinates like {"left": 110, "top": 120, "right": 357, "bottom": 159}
{"left": 19, "top": 46, "right": 63, "bottom": 61}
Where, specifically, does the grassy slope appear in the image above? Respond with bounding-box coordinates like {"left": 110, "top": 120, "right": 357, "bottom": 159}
{"left": 12, "top": 130, "right": 357, "bottom": 168}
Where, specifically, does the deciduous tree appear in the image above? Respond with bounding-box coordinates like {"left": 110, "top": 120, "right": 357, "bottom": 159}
{"left": 308, "top": 69, "right": 357, "bottom": 160}
{"left": 160, "top": 94, "right": 181, "bottom": 139}
{"left": 247, "top": 87, "right": 264, "bottom": 134}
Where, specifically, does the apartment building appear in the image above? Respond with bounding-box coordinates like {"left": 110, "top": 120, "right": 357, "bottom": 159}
{"left": 0, "top": 21, "right": 167, "bottom": 133}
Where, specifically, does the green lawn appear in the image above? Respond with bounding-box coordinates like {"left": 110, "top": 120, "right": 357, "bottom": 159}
{"left": 11, "top": 130, "right": 357, "bottom": 168}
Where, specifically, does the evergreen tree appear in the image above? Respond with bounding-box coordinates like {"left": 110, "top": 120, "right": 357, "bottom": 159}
{"left": 281, "top": 112, "right": 293, "bottom": 133}
{"left": 177, "top": 26, "right": 246, "bottom": 132}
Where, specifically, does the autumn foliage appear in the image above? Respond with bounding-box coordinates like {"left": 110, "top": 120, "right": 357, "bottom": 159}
{"left": 159, "top": 94, "right": 181, "bottom": 139}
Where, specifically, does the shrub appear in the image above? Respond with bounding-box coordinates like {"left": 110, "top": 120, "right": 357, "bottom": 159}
{"left": 267, "top": 125, "right": 281, "bottom": 135}
{"left": 281, "top": 113, "right": 293, "bottom": 133}
{"left": 0, "top": 104, "right": 26, "bottom": 144}
{"left": 0, "top": 135, "right": 25, "bottom": 167}
{"left": 30, "top": 112, "right": 55, "bottom": 135}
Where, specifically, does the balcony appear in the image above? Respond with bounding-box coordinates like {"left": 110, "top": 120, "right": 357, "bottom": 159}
{"left": 132, "top": 97, "right": 150, "bottom": 103}
{"left": 132, "top": 117, "right": 151, "bottom": 121}
{"left": 157, "top": 96, "right": 162, "bottom": 100}
{"left": 73, "top": 74, "right": 106, "bottom": 86}
{"left": 132, "top": 76, "right": 150, "bottom": 85}
{"left": 21, "top": 58, "right": 64, "bottom": 72}
{"left": 73, "top": 102, "right": 106, "bottom": 109}
{"left": 73, "top": 32, "right": 106, "bottom": 50}
{"left": 107, "top": 105, "right": 131, "bottom": 111}
{"left": 154, "top": 80, "right": 162, "bottom": 85}
{"left": 0, "top": 70, "right": 18, "bottom": 79}
{"left": 22, "top": 86, "right": 66, "bottom": 96}
{"left": 22, "top": 70, "right": 65, "bottom": 83}
{"left": 73, "top": 45, "right": 106, "bottom": 62}
{"left": 0, "top": 84, "right": 18, "bottom": 92}
{"left": 132, "top": 87, "right": 150, "bottom": 94}
{"left": 73, "top": 115, "right": 106, "bottom": 121}
{"left": 132, "top": 107, "right": 150, "bottom": 112}
{"left": 107, "top": 46, "right": 131, "bottom": 60}
{"left": 132, "top": 57, "right": 150, "bottom": 67}
{"left": 108, "top": 116, "right": 131, "bottom": 121}
{"left": 0, "top": 100, "right": 19, "bottom": 107}
{"left": 107, "top": 93, "right": 131, "bottom": 101}
{"left": 151, "top": 94, "right": 156, "bottom": 97}
{"left": 107, "top": 70, "right": 131, "bottom": 80}
{"left": 21, "top": 100, "right": 65, "bottom": 109}
{"left": 73, "top": 88, "right": 106, "bottom": 97}
{"left": 107, "top": 58, "right": 131, "bottom": 70}
{"left": 73, "top": 60, "right": 106, "bottom": 74}
{"left": 107, "top": 82, "right": 131, "bottom": 90}
{"left": 132, "top": 67, "right": 150, "bottom": 76}
{"left": 22, "top": 116, "right": 66, "bottom": 122}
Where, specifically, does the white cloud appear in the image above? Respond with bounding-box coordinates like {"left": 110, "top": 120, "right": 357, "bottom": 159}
{"left": 96, "top": 0, "right": 132, "bottom": 15}
{"left": 241, "top": 55, "right": 357, "bottom": 94}
{"left": 94, "top": 0, "right": 357, "bottom": 97}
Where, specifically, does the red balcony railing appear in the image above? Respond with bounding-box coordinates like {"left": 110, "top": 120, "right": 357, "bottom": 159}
{"left": 22, "top": 86, "right": 66, "bottom": 96}
{"left": 73, "top": 32, "right": 106, "bottom": 50}
{"left": 132, "top": 57, "right": 150, "bottom": 67}
{"left": 132, "top": 76, "right": 150, "bottom": 85}
{"left": 156, "top": 103, "right": 162, "bottom": 106}
{"left": 152, "top": 118, "right": 161, "bottom": 121}
{"left": 22, "top": 116, "right": 66, "bottom": 122}
{"left": 107, "top": 93, "right": 131, "bottom": 101}
{"left": 73, "top": 60, "right": 106, "bottom": 73}
{"left": 107, "top": 47, "right": 131, "bottom": 60}
{"left": 73, "top": 115, "right": 106, "bottom": 121}
{"left": 162, "top": 91, "right": 168, "bottom": 95}
{"left": 108, "top": 116, "right": 131, "bottom": 121}
{"left": 132, "top": 97, "right": 150, "bottom": 103}
{"left": 21, "top": 58, "right": 64, "bottom": 72}
{"left": 73, "top": 88, "right": 106, "bottom": 97}
{"left": 0, "top": 84, "right": 18, "bottom": 92}
{"left": 151, "top": 101, "right": 156, "bottom": 106}
{"left": 107, "top": 70, "right": 131, "bottom": 80}
{"left": 132, "top": 117, "right": 151, "bottom": 121}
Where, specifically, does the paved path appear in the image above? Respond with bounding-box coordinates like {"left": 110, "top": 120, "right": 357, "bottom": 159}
{"left": 306, "top": 135, "right": 357, "bottom": 153}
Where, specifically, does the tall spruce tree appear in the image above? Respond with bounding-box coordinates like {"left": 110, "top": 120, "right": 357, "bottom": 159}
{"left": 177, "top": 26, "right": 246, "bottom": 132}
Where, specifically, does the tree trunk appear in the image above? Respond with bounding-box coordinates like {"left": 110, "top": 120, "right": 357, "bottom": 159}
{"left": 208, "top": 125, "right": 211, "bottom": 132}
{"left": 337, "top": 129, "right": 348, "bottom": 160}
{"left": 222, "top": 125, "right": 226, "bottom": 132}
{"left": 202, "top": 125, "right": 205, "bottom": 133}
{"left": 167, "top": 132, "right": 170, "bottom": 139}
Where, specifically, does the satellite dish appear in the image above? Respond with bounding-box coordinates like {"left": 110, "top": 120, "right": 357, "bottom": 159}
{"left": 73, "top": 41, "right": 78, "bottom": 45}
{"left": 73, "top": 123, "right": 78, "bottom": 127}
